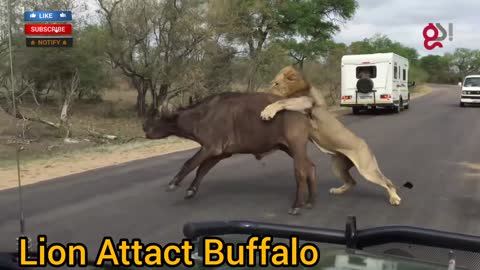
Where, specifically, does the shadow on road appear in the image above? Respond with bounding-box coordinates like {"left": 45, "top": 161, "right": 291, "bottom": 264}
{"left": 345, "top": 108, "right": 403, "bottom": 116}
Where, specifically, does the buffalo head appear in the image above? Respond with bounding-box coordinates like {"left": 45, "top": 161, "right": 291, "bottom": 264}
{"left": 142, "top": 108, "right": 178, "bottom": 139}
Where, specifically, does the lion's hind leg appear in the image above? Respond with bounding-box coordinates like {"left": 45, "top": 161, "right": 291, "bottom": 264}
{"left": 349, "top": 146, "right": 402, "bottom": 206}
{"left": 329, "top": 153, "right": 356, "bottom": 195}
{"left": 358, "top": 166, "right": 402, "bottom": 206}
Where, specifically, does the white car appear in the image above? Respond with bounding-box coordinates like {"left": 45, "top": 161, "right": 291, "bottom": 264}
{"left": 340, "top": 53, "right": 410, "bottom": 114}
{"left": 459, "top": 75, "right": 480, "bottom": 107}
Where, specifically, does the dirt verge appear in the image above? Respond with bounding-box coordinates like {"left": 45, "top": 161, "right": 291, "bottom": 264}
{"left": 0, "top": 85, "right": 432, "bottom": 190}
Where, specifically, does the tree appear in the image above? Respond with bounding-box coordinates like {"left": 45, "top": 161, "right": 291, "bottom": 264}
{"left": 273, "top": 0, "right": 357, "bottom": 69}
{"left": 445, "top": 48, "right": 480, "bottom": 78}
{"left": 347, "top": 34, "right": 427, "bottom": 83}
{"left": 419, "top": 55, "right": 454, "bottom": 83}
{"left": 98, "top": 0, "right": 210, "bottom": 116}
{"left": 348, "top": 34, "right": 419, "bottom": 64}
{"left": 209, "top": 0, "right": 357, "bottom": 90}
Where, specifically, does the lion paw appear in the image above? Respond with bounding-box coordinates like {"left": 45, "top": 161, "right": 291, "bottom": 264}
{"left": 329, "top": 185, "right": 351, "bottom": 195}
{"left": 389, "top": 195, "right": 402, "bottom": 206}
{"left": 260, "top": 105, "right": 278, "bottom": 120}
{"left": 330, "top": 188, "right": 344, "bottom": 195}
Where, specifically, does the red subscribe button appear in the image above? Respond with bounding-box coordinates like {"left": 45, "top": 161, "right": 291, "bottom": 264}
{"left": 24, "top": 24, "right": 72, "bottom": 35}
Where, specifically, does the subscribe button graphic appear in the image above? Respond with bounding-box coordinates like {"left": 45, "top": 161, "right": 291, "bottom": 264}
{"left": 24, "top": 24, "right": 72, "bottom": 35}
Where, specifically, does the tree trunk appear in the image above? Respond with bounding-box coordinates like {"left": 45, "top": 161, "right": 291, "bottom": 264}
{"left": 158, "top": 83, "right": 169, "bottom": 104}
{"left": 246, "top": 62, "right": 259, "bottom": 92}
{"left": 150, "top": 87, "right": 158, "bottom": 113}
{"left": 298, "top": 59, "right": 304, "bottom": 71}
{"left": 131, "top": 77, "right": 148, "bottom": 117}
{"left": 136, "top": 90, "right": 147, "bottom": 117}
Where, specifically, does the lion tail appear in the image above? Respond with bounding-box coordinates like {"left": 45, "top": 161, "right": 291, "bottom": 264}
{"left": 402, "top": 182, "right": 414, "bottom": 189}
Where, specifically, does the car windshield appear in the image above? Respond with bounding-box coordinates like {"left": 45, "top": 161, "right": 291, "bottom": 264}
{"left": 464, "top": 77, "right": 480, "bottom": 87}
{"left": 1, "top": 0, "right": 480, "bottom": 270}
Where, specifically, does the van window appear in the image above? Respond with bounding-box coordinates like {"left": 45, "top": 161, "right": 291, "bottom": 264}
{"left": 356, "top": 66, "right": 377, "bottom": 79}
{"left": 403, "top": 69, "right": 406, "bottom": 81}
{"left": 394, "top": 65, "right": 398, "bottom": 79}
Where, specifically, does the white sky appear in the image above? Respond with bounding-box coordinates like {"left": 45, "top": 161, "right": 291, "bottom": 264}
{"left": 80, "top": 0, "right": 479, "bottom": 57}
{"left": 333, "top": 0, "right": 480, "bottom": 56}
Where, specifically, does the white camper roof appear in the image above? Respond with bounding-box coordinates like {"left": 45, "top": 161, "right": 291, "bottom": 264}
{"left": 341, "top": 53, "right": 407, "bottom": 65}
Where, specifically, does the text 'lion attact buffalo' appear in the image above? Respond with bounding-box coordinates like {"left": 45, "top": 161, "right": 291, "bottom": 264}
{"left": 143, "top": 92, "right": 316, "bottom": 215}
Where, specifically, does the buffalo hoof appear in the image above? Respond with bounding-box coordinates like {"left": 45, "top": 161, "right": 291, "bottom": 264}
{"left": 184, "top": 189, "right": 197, "bottom": 199}
{"left": 166, "top": 184, "right": 178, "bottom": 192}
{"left": 305, "top": 203, "right": 314, "bottom": 209}
{"left": 288, "top": 208, "right": 301, "bottom": 215}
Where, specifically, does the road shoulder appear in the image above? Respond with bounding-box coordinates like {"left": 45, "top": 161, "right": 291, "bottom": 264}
{"left": 0, "top": 85, "right": 432, "bottom": 190}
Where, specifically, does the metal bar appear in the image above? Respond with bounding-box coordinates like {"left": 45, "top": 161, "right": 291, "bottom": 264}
{"left": 183, "top": 219, "right": 480, "bottom": 253}
{"left": 345, "top": 216, "right": 358, "bottom": 249}
{"left": 183, "top": 220, "right": 346, "bottom": 245}
{"left": 356, "top": 226, "right": 480, "bottom": 252}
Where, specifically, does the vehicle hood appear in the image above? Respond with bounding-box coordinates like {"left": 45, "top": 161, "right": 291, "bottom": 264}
{"left": 313, "top": 248, "right": 464, "bottom": 270}
{"left": 129, "top": 248, "right": 468, "bottom": 270}
{"left": 462, "top": 86, "right": 480, "bottom": 91}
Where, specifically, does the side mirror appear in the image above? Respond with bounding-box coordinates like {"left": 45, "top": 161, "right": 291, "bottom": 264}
{"left": 458, "top": 82, "right": 462, "bottom": 87}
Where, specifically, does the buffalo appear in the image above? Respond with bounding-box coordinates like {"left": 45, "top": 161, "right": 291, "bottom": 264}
{"left": 143, "top": 92, "right": 316, "bottom": 215}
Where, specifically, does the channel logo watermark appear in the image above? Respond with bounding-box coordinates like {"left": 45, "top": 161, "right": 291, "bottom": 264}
{"left": 422, "top": 23, "right": 453, "bottom": 50}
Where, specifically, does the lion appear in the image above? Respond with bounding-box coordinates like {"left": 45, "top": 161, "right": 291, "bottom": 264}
{"left": 260, "top": 65, "right": 412, "bottom": 206}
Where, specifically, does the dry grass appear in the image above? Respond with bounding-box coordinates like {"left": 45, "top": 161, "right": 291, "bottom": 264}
{"left": 0, "top": 137, "right": 199, "bottom": 190}
{"left": 411, "top": 84, "right": 432, "bottom": 96}
{"left": 0, "top": 79, "right": 434, "bottom": 189}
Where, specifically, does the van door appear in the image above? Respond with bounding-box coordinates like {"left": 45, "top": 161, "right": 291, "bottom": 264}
{"left": 394, "top": 64, "right": 408, "bottom": 104}
{"left": 400, "top": 65, "right": 409, "bottom": 102}
{"left": 393, "top": 62, "right": 401, "bottom": 103}
{"left": 355, "top": 65, "right": 377, "bottom": 104}
{"left": 341, "top": 62, "right": 388, "bottom": 106}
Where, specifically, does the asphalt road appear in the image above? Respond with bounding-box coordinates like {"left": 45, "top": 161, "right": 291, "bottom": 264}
{"left": 1, "top": 84, "right": 479, "bottom": 257}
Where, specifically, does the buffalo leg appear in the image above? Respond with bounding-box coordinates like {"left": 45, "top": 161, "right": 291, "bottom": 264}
{"left": 305, "top": 161, "right": 317, "bottom": 209}
{"left": 167, "top": 147, "right": 213, "bottom": 191}
{"left": 289, "top": 153, "right": 311, "bottom": 215}
{"left": 185, "top": 155, "right": 230, "bottom": 199}
{"left": 283, "top": 148, "right": 316, "bottom": 210}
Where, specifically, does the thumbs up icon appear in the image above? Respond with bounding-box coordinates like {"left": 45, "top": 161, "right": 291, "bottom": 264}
{"left": 60, "top": 12, "right": 66, "bottom": 18}
{"left": 29, "top": 13, "right": 36, "bottom": 18}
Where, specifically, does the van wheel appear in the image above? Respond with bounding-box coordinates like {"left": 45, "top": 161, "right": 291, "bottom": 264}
{"left": 404, "top": 101, "right": 410, "bottom": 109}
{"left": 393, "top": 105, "right": 400, "bottom": 113}
{"left": 460, "top": 102, "right": 465, "bottom": 107}
{"left": 393, "top": 100, "right": 402, "bottom": 113}
{"left": 352, "top": 107, "right": 361, "bottom": 115}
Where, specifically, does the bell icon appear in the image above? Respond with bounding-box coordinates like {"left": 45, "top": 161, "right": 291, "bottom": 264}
{"left": 30, "top": 40, "right": 35, "bottom": 46}
{"left": 62, "top": 40, "right": 67, "bottom": 46}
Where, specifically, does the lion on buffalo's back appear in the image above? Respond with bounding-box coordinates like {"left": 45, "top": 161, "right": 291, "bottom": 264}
{"left": 260, "top": 66, "right": 412, "bottom": 206}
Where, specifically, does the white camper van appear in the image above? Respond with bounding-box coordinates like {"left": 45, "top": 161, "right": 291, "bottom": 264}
{"left": 340, "top": 53, "right": 410, "bottom": 114}
{"left": 459, "top": 74, "right": 480, "bottom": 107}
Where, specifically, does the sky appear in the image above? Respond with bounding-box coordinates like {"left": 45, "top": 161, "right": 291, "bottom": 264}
{"left": 80, "top": 0, "right": 479, "bottom": 57}
{"left": 333, "top": 0, "right": 480, "bottom": 56}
